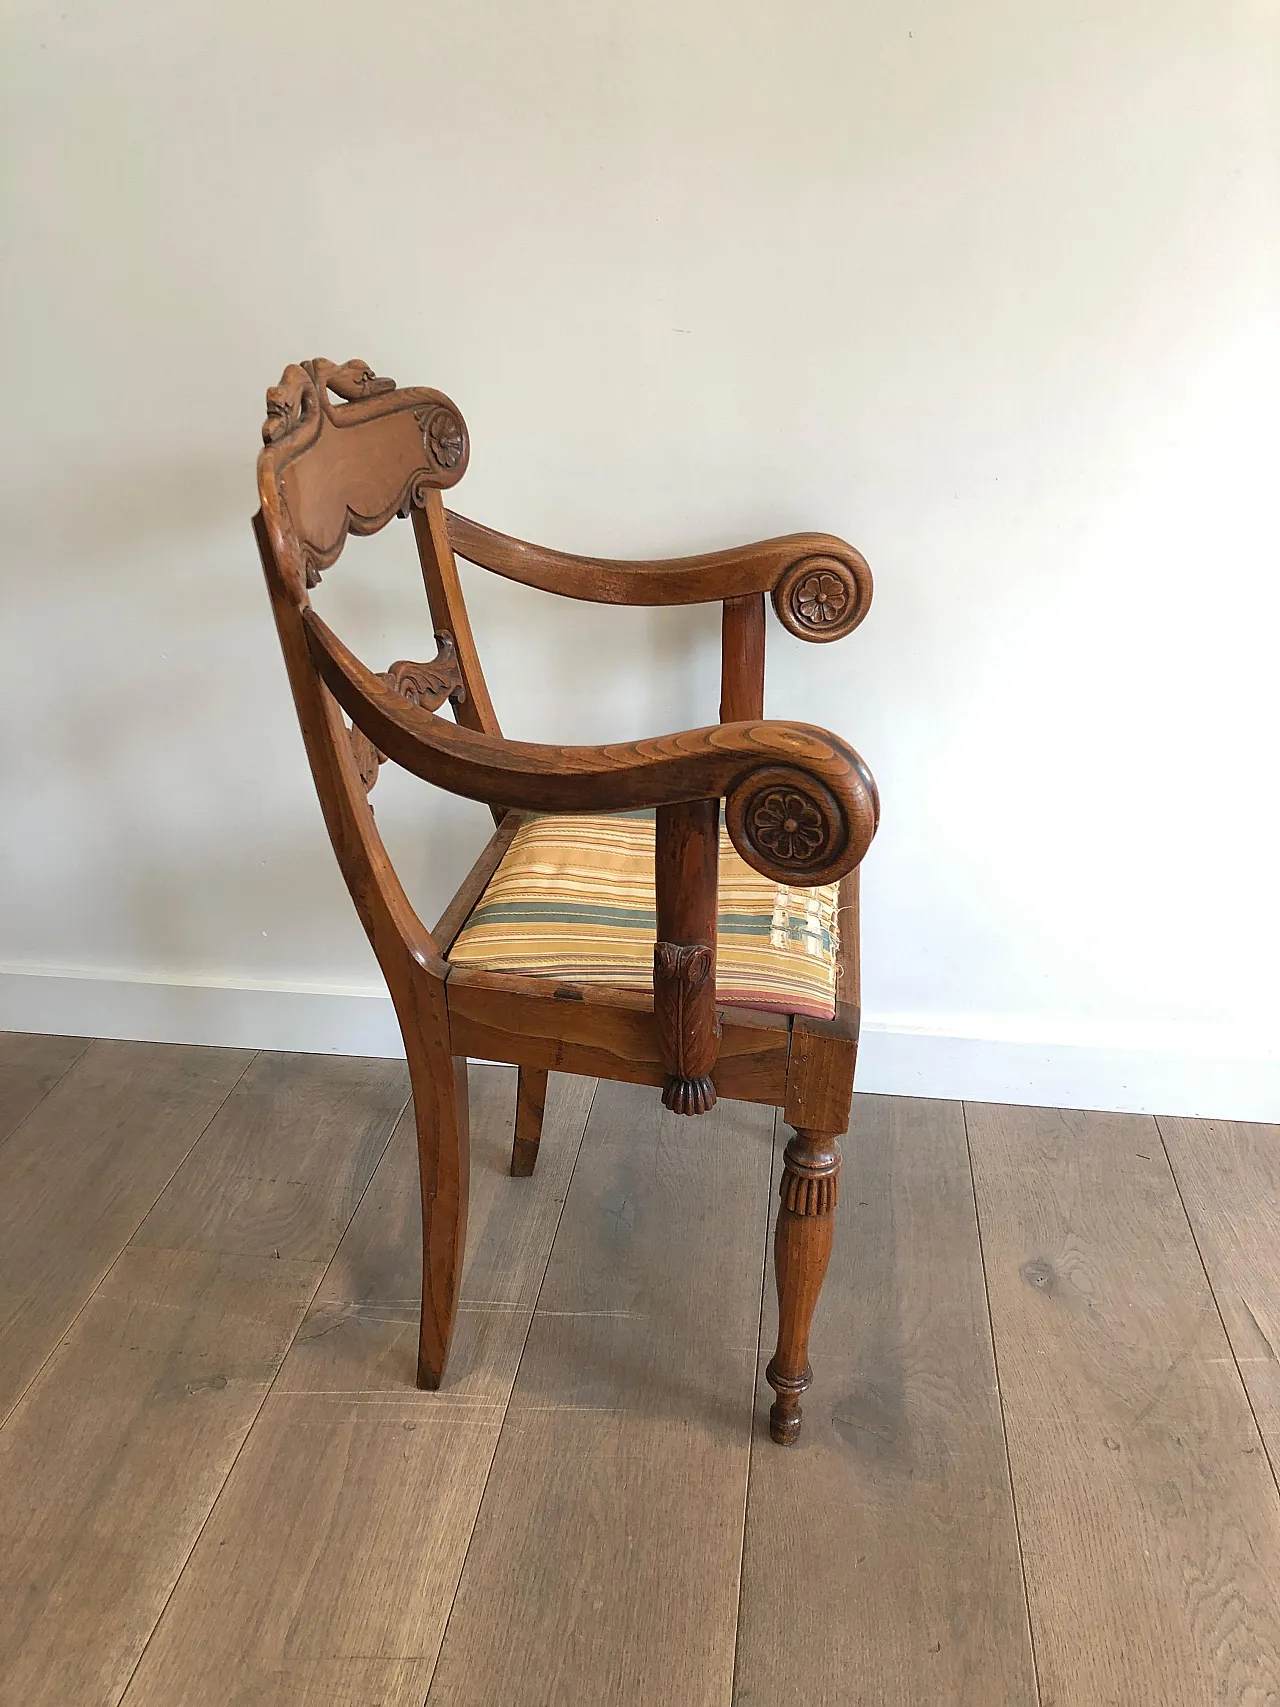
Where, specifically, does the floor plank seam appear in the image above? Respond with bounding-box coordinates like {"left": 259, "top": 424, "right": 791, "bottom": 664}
{"left": 417, "top": 1074, "right": 601, "bottom": 1707}
{"left": 961, "top": 1099, "right": 1046, "bottom": 1707}
{"left": 0, "top": 1035, "right": 93, "bottom": 1158}
{"left": 108, "top": 1079, "right": 411, "bottom": 1707}
{"left": 729, "top": 1106, "right": 783, "bottom": 1707}
{"left": 1154, "top": 1112, "right": 1280, "bottom": 1505}
{"left": 0, "top": 1047, "right": 263, "bottom": 1438}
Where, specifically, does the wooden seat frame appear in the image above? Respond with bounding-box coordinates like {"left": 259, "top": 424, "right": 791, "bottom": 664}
{"left": 254, "top": 357, "right": 880, "bottom": 1442}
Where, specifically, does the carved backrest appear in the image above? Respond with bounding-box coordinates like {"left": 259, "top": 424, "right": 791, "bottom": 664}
{"left": 257, "top": 358, "right": 500, "bottom": 766}
{"left": 257, "top": 357, "right": 470, "bottom": 602}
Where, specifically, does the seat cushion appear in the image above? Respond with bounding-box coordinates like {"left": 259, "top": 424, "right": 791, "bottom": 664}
{"left": 447, "top": 810, "right": 842, "bottom": 1020}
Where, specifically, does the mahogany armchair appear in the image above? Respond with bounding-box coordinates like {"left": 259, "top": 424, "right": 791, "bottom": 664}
{"left": 254, "top": 358, "right": 879, "bottom": 1442}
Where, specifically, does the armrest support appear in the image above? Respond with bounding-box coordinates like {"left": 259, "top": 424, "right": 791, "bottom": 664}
{"left": 303, "top": 607, "right": 879, "bottom": 885}
{"left": 446, "top": 511, "right": 872, "bottom": 641}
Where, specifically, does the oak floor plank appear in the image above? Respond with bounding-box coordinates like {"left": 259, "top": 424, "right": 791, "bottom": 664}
{"left": 119, "top": 1067, "right": 594, "bottom": 1707}
{"left": 0, "top": 1030, "right": 90, "bottom": 1148}
{"left": 0, "top": 1038, "right": 253, "bottom": 1422}
{"left": 0, "top": 1051, "right": 407, "bottom": 1707}
{"left": 735, "top": 1095, "right": 1038, "bottom": 1707}
{"left": 275, "top": 1068, "right": 595, "bottom": 1408}
{"left": 1158, "top": 1114, "right": 1280, "bottom": 1477}
{"left": 967, "top": 1102, "right": 1280, "bottom": 1707}
{"left": 424, "top": 1082, "right": 775, "bottom": 1707}
{"left": 132, "top": 1050, "right": 407, "bottom": 1262}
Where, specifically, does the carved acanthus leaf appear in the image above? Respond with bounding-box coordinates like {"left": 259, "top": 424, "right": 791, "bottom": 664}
{"left": 653, "top": 940, "right": 720, "bottom": 1116}
{"left": 347, "top": 633, "right": 464, "bottom": 792}
{"left": 385, "top": 633, "right": 465, "bottom": 710}
{"left": 349, "top": 723, "right": 384, "bottom": 791}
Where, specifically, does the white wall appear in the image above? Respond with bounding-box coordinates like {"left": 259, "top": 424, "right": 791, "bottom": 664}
{"left": 3, "top": 0, "right": 1278, "bottom": 1117}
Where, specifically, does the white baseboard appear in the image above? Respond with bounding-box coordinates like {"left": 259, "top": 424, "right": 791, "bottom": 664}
{"left": 854, "top": 1026, "right": 1280, "bottom": 1122}
{"left": 0, "top": 968, "right": 406, "bottom": 1060}
{"left": 1, "top": 967, "right": 1276, "bottom": 1122}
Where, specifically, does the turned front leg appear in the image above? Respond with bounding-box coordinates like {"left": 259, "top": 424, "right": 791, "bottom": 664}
{"left": 766, "top": 1128, "right": 841, "bottom": 1443}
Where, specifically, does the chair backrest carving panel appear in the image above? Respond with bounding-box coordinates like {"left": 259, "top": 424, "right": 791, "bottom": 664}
{"left": 257, "top": 357, "right": 470, "bottom": 604}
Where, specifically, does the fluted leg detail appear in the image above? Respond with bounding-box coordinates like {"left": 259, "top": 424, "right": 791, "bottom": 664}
{"left": 765, "top": 1127, "right": 840, "bottom": 1443}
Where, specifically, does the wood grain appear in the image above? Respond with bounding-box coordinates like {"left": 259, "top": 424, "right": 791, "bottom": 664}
{"left": 425, "top": 1081, "right": 775, "bottom": 1707}
{"left": 276, "top": 1067, "right": 592, "bottom": 1404}
{"left": 131, "top": 1051, "right": 407, "bottom": 1261}
{"left": 412, "top": 489, "right": 501, "bottom": 738}
{"left": 719, "top": 593, "right": 765, "bottom": 722}
{"left": 0, "top": 1039, "right": 252, "bottom": 1423}
{"left": 0, "top": 1030, "right": 89, "bottom": 1148}
{"left": 446, "top": 510, "right": 872, "bottom": 624}
{"left": 0, "top": 1248, "right": 321, "bottom": 1707}
{"left": 511, "top": 1065, "right": 548, "bottom": 1177}
{"left": 303, "top": 604, "right": 878, "bottom": 887}
{"left": 967, "top": 1101, "right": 1280, "bottom": 1706}
{"left": 257, "top": 359, "right": 468, "bottom": 604}
{"left": 445, "top": 965, "right": 790, "bottom": 1105}
{"left": 0, "top": 1051, "right": 407, "bottom": 1707}
{"left": 654, "top": 796, "right": 721, "bottom": 1113}
{"left": 121, "top": 1067, "right": 594, "bottom": 1707}
{"left": 738, "top": 1095, "right": 1037, "bottom": 1703}
{"left": 1158, "top": 1114, "right": 1280, "bottom": 1470}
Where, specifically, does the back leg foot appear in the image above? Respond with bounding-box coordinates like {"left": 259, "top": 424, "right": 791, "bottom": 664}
{"left": 511, "top": 1067, "right": 548, "bottom": 1177}
{"left": 415, "top": 1055, "right": 471, "bottom": 1390}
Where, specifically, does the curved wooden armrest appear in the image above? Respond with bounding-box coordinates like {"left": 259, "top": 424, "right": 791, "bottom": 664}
{"left": 304, "top": 608, "right": 879, "bottom": 884}
{"left": 446, "top": 511, "right": 872, "bottom": 642}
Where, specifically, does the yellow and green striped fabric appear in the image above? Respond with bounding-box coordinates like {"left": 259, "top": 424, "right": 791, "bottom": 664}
{"left": 448, "top": 810, "right": 840, "bottom": 1020}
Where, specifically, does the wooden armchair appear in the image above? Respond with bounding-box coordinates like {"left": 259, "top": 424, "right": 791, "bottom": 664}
{"left": 253, "top": 358, "right": 879, "bottom": 1442}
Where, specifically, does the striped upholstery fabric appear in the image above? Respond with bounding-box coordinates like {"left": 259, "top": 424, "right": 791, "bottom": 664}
{"left": 448, "top": 810, "right": 841, "bottom": 1020}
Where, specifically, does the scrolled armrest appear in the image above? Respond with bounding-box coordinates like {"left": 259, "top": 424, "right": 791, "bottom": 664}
{"left": 446, "top": 512, "right": 872, "bottom": 641}
{"left": 304, "top": 609, "right": 879, "bottom": 884}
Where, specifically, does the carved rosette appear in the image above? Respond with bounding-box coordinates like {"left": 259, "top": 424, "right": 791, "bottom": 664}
{"left": 779, "top": 1131, "right": 841, "bottom": 1217}
{"left": 725, "top": 765, "right": 848, "bottom": 885}
{"left": 772, "top": 553, "right": 870, "bottom": 643}
{"left": 653, "top": 941, "right": 720, "bottom": 1115}
{"left": 415, "top": 404, "right": 468, "bottom": 475}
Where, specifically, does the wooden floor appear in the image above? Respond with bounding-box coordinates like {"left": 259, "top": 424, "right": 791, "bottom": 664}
{"left": 1, "top": 1034, "right": 1278, "bottom": 1706}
